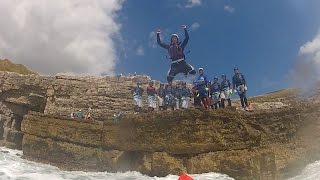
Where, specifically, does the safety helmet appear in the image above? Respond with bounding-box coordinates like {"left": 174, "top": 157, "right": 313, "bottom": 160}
{"left": 214, "top": 76, "right": 218, "bottom": 80}
{"left": 222, "top": 74, "right": 226, "bottom": 78}
{"left": 149, "top": 80, "right": 154, "bottom": 84}
{"left": 234, "top": 67, "right": 239, "bottom": 71}
{"left": 160, "top": 83, "right": 164, "bottom": 86}
{"left": 198, "top": 67, "right": 204, "bottom": 72}
{"left": 171, "top": 34, "right": 179, "bottom": 40}
{"left": 137, "top": 82, "right": 142, "bottom": 86}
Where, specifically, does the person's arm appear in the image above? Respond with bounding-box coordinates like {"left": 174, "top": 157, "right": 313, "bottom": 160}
{"left": 157, "top": 30, "right": 169, "bottom": 49}
{"left": 181, "top": 28, "right": 189, "bottom": 49}
{"left": 232, "top": 76, "right": 236, "bottom": 90}
{"left": 228, "top": 80, "right": 232, "bottom": 89}
{"left": 241, "top": 74, "right": 246, "bottom": 86}
{"left": 204, "top": 77, "right": 210, "bottom": 91}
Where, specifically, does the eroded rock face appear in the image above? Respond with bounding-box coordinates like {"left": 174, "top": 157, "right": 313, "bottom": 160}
{"left": 44, "top": 74, "right": 151, "bottom": 119}
{"left": 0, "top": 71, "right": 151, "bottom": 149}
{"left": 21, "top": 106, "right": 306, "bottom": 179}
{"left": 0, "top": 72, "right": 52, "bottom": 148}
{"left": 2, "top": 71, "right": 320, "bottom": 179}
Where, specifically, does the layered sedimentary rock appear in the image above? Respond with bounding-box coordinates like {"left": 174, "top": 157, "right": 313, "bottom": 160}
{"left": 0, "top": 71, "right": 150, "bottom": 148}
{"left": 1, "top": 71, "right": 320, "bottom": 179}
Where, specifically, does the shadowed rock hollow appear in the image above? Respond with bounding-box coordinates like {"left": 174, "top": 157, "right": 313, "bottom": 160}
{"left": 1, "top": 71, "right": 320, "bottom": 180}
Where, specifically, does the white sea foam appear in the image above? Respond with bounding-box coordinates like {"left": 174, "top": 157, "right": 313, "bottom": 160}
{"left": 0, "top": 147, "right": 234, "bottom": 180}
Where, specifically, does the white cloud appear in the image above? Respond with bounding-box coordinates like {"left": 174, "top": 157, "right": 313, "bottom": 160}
{"left": 289, "top": 32, "right": 320, "bottom": 92}
{"left": 299, "top": 34, "right": 320, "bottom": 56}
{"left": 185, "top": 0, "right": 202, "bottom": 8}
{"left": 224, "top": 5, "right": 235, "bottom": 13}
{"left": 190, "top": 22, "right": 200, "bottom": 31}
{"left": 136, "top": 46, "right": 144, "bottom": 56}
{"left": 0, "top": 0, "right": 124, "bottom": 75}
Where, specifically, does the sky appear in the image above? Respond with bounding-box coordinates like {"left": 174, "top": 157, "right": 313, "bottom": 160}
{"left": 0, "top": 0, "right": 319, "bottom": 96}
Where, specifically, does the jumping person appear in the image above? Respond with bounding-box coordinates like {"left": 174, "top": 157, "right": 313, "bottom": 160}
{"left": 156, "top": 25, "right": 196, "bottom": 83}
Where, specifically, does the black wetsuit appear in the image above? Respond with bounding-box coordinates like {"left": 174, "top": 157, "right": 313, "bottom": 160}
{"left": 157, "top": 29, "right": 196, "bottom": 83}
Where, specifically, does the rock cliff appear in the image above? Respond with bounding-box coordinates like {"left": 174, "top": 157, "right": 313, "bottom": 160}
{"left": 1, "top": 71, "right": 320, "bottom": 180}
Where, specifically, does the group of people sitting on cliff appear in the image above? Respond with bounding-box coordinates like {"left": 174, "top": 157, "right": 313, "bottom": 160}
{"left": 132, "top": 67, "right": 250, "bottom": 112}
{"left": 70, "top": 108, "right": 92, "bottom": 120}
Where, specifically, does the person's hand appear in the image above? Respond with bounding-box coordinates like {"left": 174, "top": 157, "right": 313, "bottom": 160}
{"left": 156, "top": 29, "right": 161, "bottom": 34}
{"left": 234, "top": 89, "right": 237, "bottom": 93}
{"left": 205, "top": 87, "right": 209, "bottom": 91}
{"left": 181, "top": 25, "right": 187, "bottom": 29}
{"left": 229, "top": 89, "right": 233, "bottom": 94}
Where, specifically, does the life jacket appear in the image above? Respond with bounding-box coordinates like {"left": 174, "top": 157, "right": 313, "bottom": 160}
{"left": 181, "top": 87, "right": 191, "bottom": 97}
{"left": 210, "top": 82, "right": 220, "bottom": 93}
{"left": 165, "top": 86, "right": 175, "bottom": 95}
{"left": 233, "top": 73, "right": 245, "bottom": 86}
{"left": 133, "top": 87, "right": 143, "bottom": 96}
{"left": 168, "top": 42, "right": 184, "bottom": 60}
{"left": 157, "top": 88, "right": 165, "bottom": 97}
{"left": 175, "top": 88, "right": 183, "bottom": 99}
{"left": 221, "top": 80, "right": 231, "bottom": 90}
{"left": 147, "top": 85, "right": 156, "bottom": 96}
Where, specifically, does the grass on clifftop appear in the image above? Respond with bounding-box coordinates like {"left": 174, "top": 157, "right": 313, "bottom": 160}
{"left": 0, "top": 59, "right": 37, "bottom": 75}
{"left": 249, "top": 89, "right": 296, "bottom": 103}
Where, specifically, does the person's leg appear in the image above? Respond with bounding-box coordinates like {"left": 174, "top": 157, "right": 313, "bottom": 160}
{"left": 243, "top": 93, "right": 249, "bottom": 107}
{"left": 176, "top": 98, "right": 180, "bottom": 110}
{"left": 221, "top": 99, "right": 225, "bottom": 108}
{"left": 214, "top": 103, "right": 218, "bottom": 109}
{"left": 227, "top": 99, "right": 232, "bottom": 106}
{"left": 239, "top": 94, "right": 245, "bottom": 108}
{"left": 218, "top": 101, "right": 221, "bottom": 108}
{"left": 203, "top": 97, "right": 209, "bottom": 108}
{"left": 167, "top": 64, "right": 178, "bottom": 83}
{"left": 182, "top": 61, "right": 196, "bottom": 76}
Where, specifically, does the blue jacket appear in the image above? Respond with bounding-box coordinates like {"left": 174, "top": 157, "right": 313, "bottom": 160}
{"left": 232, "top": 73, "right": 246, "bottom": 89}
{"left": 196, "top": 74, "right": 208, "bottom": 95}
